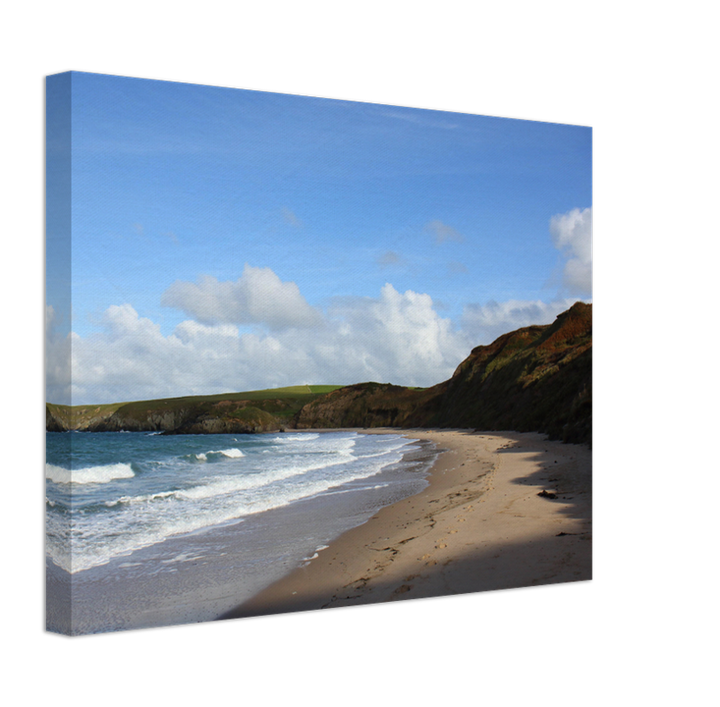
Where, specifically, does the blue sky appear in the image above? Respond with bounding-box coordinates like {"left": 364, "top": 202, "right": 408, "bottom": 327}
{"left": 47, "top": 71, "right": 591, "bottom": 405}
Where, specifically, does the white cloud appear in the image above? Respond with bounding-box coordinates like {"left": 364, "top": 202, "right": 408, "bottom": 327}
{"left": 70, "top": 305, "right": 191, "bottom": 402}
{"left": 102, "top": 303, "right": 161, "bottom": 338}
{"left": 161, "top": 265, "right": 322, "bottom": 330}
{"left": 550, "top": 207, "right": 592, "bottom": 295}
{"left": 64, "top": 283, "right": 472, "bottom": 404}
{"left": 326, "top": 284, "right": 469, "bottom": 381}
{"left": 173, "top": 319, "right": 240, "bottom": 345}
{"left": 58, "top": 262, "right": 589, "bottom": 405}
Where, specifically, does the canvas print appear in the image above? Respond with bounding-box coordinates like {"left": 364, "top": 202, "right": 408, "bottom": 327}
{"left": 45, "top": 72, "right": 592, "bottom": 635}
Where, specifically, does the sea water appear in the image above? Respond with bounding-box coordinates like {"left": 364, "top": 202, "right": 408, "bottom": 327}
{"left": 45, "top": 430, "right": 435, "bottom": 634}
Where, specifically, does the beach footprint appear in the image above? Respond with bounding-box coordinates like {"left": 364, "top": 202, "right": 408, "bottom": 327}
{"left": 419, "top": 553, "right": 437, "bottom": 566}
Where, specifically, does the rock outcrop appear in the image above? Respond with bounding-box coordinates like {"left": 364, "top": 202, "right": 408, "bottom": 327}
{"left": 294, "top": 383, "right": 439, "bottom": 429}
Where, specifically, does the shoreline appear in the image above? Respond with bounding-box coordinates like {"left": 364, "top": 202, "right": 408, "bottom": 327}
{"left": 220, "top": 428, "right": 592, "bottom": 620}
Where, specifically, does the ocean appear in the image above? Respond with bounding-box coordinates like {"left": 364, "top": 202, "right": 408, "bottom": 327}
{"left": 45, "top": 429, "right": 436, "bottom": 634}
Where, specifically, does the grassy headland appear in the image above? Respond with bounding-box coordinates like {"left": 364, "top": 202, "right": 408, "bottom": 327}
{"left": 46, "top": 385, "right": 346, "bottom": 434}
{"left": 47, "top": 303, "right": 591, "bottom": 445}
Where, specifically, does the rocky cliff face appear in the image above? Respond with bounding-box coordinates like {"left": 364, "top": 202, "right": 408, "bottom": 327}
{"left": 87, "top": 407, "right": 195, "bottom": 432}
{"left": 427, "top": 301, "right": 591, "bottom": 443}
{"left": 80, "top": 398, "right": 297, "bottom": 434}
{"left": 294, "top": 383, "right": 439, "bottom": 429}
{"left": 46, "top": 405, "right": 67, "bottom": 432}
{"left": 46, "top": 395, "right": 310, "bottom": 434}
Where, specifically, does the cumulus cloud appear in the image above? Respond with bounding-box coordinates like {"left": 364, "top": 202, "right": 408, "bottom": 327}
{"left": 327, "top": 284, "right": 469, "bottom": 379}
{"left": 67, "top": 305, "right": 239, "bottom": 403}
{"left": 425, "top": 220, "right": 464, "bottom": 244}
{"left": 60, "top": 258, "right": 589, "bottom": 405}
{"left": 161, "top": 265, "right": 322, "bottom": 330}
{"left": 66, "top": 284, "right": 473, "bottom": 404}
{"left": 550, "top": 207, "right": 592, "bottom": 295}
{"left": 70, "top": 305, "right": 187, "bottom": 402}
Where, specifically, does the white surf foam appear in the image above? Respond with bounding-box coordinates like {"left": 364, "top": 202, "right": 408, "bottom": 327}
{"left": 46, "top": 462, "right": 135, "bottom": 485}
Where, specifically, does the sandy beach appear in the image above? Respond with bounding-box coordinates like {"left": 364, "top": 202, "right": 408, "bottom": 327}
{"left": 222, "top": 429, "right": 592, "bottom": 620}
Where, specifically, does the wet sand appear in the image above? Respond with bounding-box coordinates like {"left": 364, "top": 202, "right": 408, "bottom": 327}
{"left": 221, "top": 429, "right": 591, "bottom": 620}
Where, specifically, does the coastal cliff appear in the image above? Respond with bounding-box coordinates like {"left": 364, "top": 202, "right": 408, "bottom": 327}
{"left": 293, "top": 382, "right": 439, "bottom": 429}
{"left": 46, "top": 303, "right": 592, "bottom": 445}
{"left": 429, "top": 300, "right": 591, "bottom": 443}
{"left": 45, "top": 387, "right": 336, "bottom": 434}
{"left": 294, "top": 302, "right": 592, "bottom": 444}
